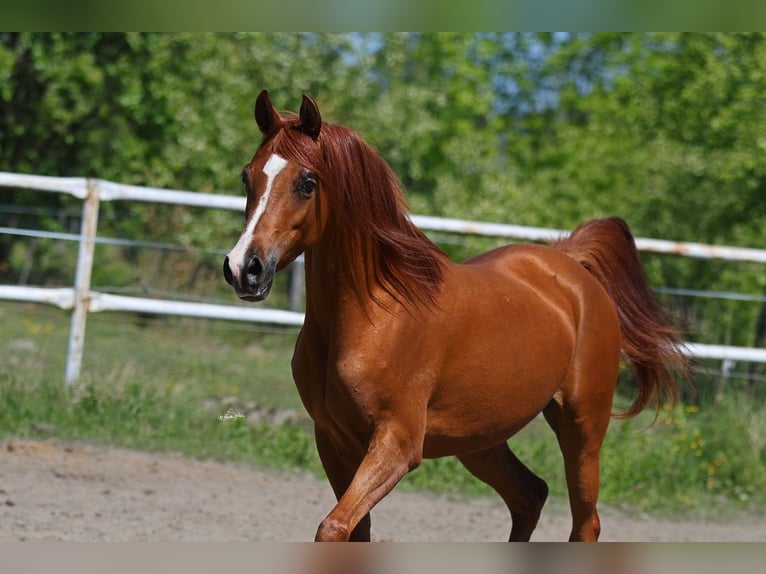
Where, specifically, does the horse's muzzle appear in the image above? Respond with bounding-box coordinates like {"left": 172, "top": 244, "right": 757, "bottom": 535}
{"left": 223, "top": 254, "right": 276, "bottom": 302}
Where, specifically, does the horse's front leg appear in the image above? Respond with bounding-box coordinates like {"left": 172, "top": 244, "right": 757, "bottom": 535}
{"left": 314, "top": 426, "right": 371, "bottom": 541}
{"left": 315, "top": 420, "right": 424, "bottom": 542}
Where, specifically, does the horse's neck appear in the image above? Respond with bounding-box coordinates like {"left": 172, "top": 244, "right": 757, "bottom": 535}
{"left": 303, "top": 245, "right": 353, "bottom": 318}
{"left": 302, "top": 241, "right": 380, "bottom": 327}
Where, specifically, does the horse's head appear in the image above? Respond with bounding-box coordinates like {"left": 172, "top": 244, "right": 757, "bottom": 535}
{"left": 223, "top": 90, "right": 326, "bottom": 301}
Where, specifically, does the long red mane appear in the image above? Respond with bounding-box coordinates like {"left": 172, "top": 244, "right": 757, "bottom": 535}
{"left": 260, "top": 115, "right": 445, "bottom": 310}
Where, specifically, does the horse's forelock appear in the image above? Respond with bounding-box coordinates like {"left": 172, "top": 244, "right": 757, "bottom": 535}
{"left": 261, "top": 118, "right": 321, "bottom": 170}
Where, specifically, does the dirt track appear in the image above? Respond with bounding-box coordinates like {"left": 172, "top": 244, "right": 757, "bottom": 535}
{"left": 1, "top": 439, "right": 764, "bottom": 542}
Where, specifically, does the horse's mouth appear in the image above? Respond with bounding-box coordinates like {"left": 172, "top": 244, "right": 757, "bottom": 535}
{"left": 236, "top": 280, "right": 273, "bottom": 302}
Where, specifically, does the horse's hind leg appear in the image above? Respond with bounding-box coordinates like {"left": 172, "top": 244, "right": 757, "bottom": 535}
{"left": 457, "top": 444, "right": 548, "bottom": 541}
{"left": 543, "top": 384, "right": 614, "bottom": 542}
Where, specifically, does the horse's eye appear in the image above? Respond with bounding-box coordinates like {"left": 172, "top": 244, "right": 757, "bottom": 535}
{"left": 241, "top": 168, "right": 249, "bottom": 186}
{"left": 296, "top": 172, "right": 317, "bottom": 196}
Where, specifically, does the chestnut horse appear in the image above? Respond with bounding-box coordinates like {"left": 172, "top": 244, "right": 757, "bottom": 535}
{"left": 223, "top": 91, "right": 690, "bottom": 542}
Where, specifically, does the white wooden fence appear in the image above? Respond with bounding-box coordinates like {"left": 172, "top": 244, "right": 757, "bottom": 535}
{"left": 2, "top": 171, "right": 766, "bottom": 385}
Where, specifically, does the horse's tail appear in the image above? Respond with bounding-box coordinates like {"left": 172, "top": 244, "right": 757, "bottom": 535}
{"left": 552, "top": 217, "right": 692, "bottom": 418}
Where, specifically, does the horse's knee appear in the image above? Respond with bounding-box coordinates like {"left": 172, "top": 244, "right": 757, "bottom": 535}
{"left": 315, "top": 516, "right": 350, "bottom": 542}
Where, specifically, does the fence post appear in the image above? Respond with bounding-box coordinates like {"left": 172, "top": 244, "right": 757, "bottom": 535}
{"left": 64, "top": 179, "right": 100, "bottom": 385}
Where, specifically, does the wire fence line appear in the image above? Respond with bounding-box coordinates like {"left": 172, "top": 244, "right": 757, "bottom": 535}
{"left": 2, "top": 171, "right": 766, "bottom": 385}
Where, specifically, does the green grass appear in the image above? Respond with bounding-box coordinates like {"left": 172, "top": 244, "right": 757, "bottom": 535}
{"left": 1, "top": 301, "right": 765, "bottom": 520}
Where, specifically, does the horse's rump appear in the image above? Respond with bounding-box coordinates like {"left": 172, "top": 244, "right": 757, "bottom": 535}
{"left": 551, "top": 217, "right": 691, "bottom": 417}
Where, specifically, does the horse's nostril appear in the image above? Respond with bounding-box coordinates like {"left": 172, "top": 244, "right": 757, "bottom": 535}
{"left": 223, "top": 256, "right": 233, "bottom": 285}
{"left": 246, "top": 255, "right": 264, "bottom": 280}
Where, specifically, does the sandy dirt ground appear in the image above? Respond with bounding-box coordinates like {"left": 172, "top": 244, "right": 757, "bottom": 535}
{"left": 1, "top": 439, "right": 764, "bottom": 542}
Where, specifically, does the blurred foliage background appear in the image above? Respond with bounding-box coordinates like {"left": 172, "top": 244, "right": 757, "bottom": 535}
{"left": 1, "top": 32, "right": 765, "bottom": 372}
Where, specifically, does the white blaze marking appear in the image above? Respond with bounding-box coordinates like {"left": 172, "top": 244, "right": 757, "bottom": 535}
{"left": 226, "top": 153, "right": 288, "bottom": 279}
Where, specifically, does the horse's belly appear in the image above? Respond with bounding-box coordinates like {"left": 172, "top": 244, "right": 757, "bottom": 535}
{"left": 421, "top": 371, "right": 565, "bottom": 459}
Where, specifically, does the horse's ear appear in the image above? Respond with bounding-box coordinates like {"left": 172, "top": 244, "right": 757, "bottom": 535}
{"left": 254, "top": 90, "right": 281, "bottom": 134}
{"left": 299, "top": 94, "right": 322, "bottom": 140}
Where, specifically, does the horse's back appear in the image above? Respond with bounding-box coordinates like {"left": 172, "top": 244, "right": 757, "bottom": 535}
{"left": 462, "top": 242, "right": 585, "bottom": 282}
{"left": 461, "top": 241, "right": 620, "bottom": 318}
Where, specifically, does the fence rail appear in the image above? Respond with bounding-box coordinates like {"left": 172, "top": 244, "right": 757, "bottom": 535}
{"left": 2, "top": 171, "right": 766, "bottom": 384}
